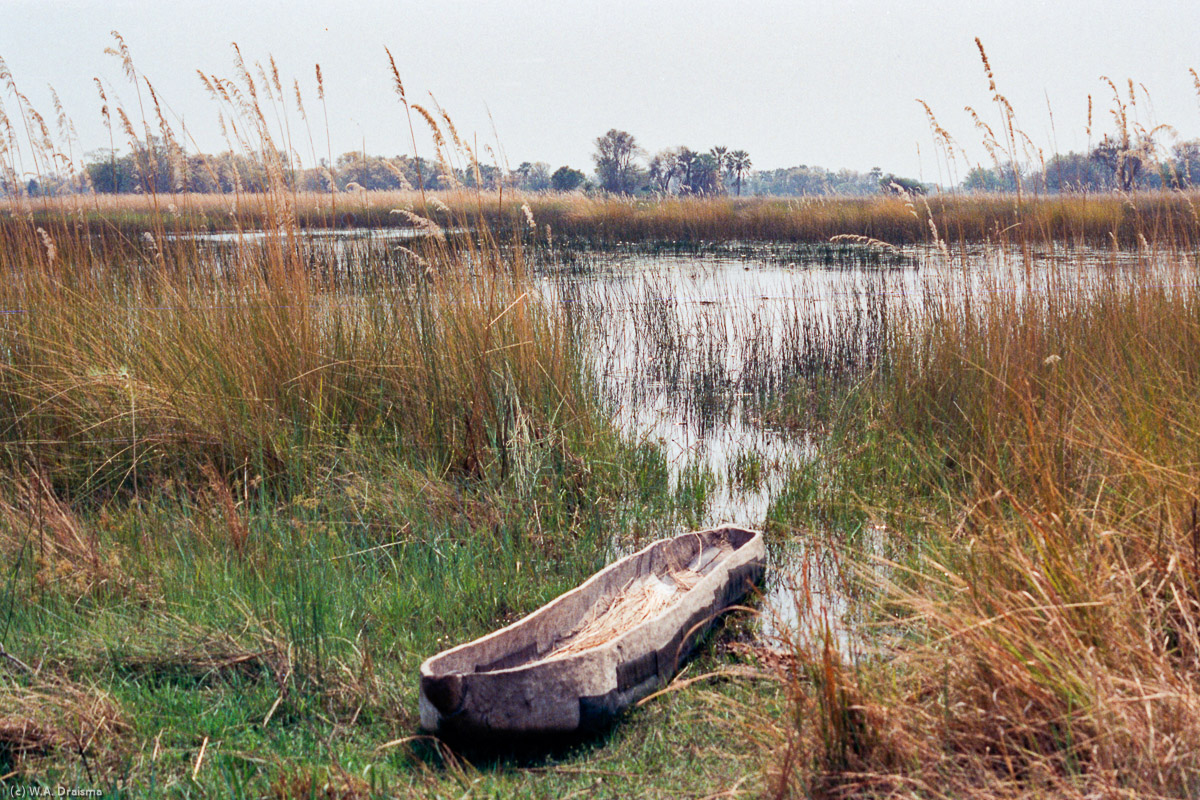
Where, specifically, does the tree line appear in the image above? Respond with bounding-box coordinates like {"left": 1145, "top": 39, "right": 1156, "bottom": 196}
{"left": 590, "top": 129, "right": 925, "bottom": 197}
{"left": 5, "top": 127, "right": 927, "bottom": 199}
{"left": 6, "top": 137, "right": 590, "bottom": 198}
{"left": 15, "top": 124, "right": 1199, "bottom": 199}
{"left": 961, "top": 133, "right": 1200, "bottom": 193}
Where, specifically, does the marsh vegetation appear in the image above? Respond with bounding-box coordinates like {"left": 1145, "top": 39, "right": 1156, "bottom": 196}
{"left": 4, "top": 38, "right": 1200, "bottom": 800}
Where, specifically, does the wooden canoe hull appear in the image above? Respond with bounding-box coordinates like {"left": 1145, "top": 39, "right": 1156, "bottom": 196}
{"left": 419, "top": 526, "right": 765, "bottom": 737}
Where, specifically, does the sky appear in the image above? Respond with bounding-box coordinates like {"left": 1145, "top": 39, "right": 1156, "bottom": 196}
{"left": 1, "top": 0, "right": 1199, "bottom": 183}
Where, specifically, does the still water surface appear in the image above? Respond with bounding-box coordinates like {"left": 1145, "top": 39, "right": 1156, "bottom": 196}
{"left": 547, "top": 241, "right": 1163, "bottom": 642}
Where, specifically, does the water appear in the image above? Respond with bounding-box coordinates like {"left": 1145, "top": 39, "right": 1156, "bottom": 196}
{"left": 542, "top": 249, "right": 907, "bottom": 642}
{"left": 542, "top": 241, "right": 1181, "bottom": 644}
{"left": 174, "top": 226, "right": 451, "bottom": 243}
{"left": 557, "top": 242, "right": 1174, "bottom": 519}
{"left": 181, "top": 228, "right": 1177, "bottom": 641}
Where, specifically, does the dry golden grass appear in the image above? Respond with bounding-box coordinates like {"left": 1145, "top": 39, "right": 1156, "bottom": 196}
{"left": 0, "top": 675, "right": 130, "bottom": 781}
{"left": 766, "top": 251, "right": 1200, "bottom": 798}
{"left": 8, "top": 31, "right": 1200, "bottom": 798}
{"left": 0, "top": 40, "right": 589, "bottom": 500}
{"left": 12, "top": 190, "right": 1199, "bottom": 250}
{"left": 0, "top": 193, "right": 584, "bottom": 498}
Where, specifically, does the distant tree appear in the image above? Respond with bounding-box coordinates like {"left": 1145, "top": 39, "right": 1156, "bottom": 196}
{"left": 460, "top": 162, "right": 502, "bottom": 190}
{"left": 747, "top": 164, "right": 890, "bottom": 196}
{"left": 335, "top": 152, "right": 407, "bottom": 190}
{"left": 204, "top": 151, "right": 272, "bottom": 192}
{"left": 673, "top": 148, "right": 697, "bottom": 193}
{"left": 513, "top": 161, "right": 552, "bottom": 191}
{"left": 1091, "top": 132, "right": 1155, "bottom": 192}
{"left": 1084, "top": 84, "right": 1164, "bottom": 193}
{"left": 130, "top": 136, "right": 176, "bottom": 194}
{"left": 86, "top": 154, "right": 136, "bottom": 193}
{"left": 84, "top": 136, "right": 175, "bottom": 195}
{"left": 728, "top": 150, "right": 751, "bottom": 196}
{"left": 514, "top": 161, "right": 533, "bottom": 187}
{"left": 961, "top": 162, "right": 1021, "bottom": 193}
{"left": 684, "top": 152, "right": 721, "bottom": 195}
{"left": 648, "top": 149, "right": 682, "bottom": 194}
{"left": 710, "top": 146, "right": 729, "bottom": 192}
{"left": 1031, "top": 152, "right": 1115, "bottom": 193}
{"left": 550, "top": 165, "right": 585, "bottom": 192}
{"left": 962, "top": 166, "right": 1004, "bottom": 192}
{"left": 879, "top": 173, "right": 926, "bottom": 195}
{"left": 181, "top": 155, "right": 220, "bottom": 193}
{"left": 1167, "top": 140, "right": 1200, "bottom": 188}
{"left": 592, "top": 129, "right": 644, "bottom": 194}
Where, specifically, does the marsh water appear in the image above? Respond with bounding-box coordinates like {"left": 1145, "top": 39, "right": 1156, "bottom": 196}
{"left": 548, "top": 241, "right": 1158, "bottom": 521}
{"left": 542, "top": 241, "right": 1159, "bottom": 641}
{"left": 194, "top": 230, "right": 1160, "bottom": 640}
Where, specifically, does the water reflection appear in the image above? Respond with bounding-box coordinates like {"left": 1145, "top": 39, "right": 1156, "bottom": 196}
{"left": 172, "top": 229, "right": 1171, "bottom": 642}
{"left": 546, "top": 241, "right": 1170, "bottom": 643}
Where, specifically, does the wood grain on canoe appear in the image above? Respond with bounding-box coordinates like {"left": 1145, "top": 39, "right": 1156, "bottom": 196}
{"left": 418, "top": 526, "right": 766, "bottom": 737}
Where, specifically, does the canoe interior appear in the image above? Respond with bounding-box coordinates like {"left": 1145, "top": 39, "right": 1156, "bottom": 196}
{"left": 424, "top": 527, "right": 758, "bottom": 680}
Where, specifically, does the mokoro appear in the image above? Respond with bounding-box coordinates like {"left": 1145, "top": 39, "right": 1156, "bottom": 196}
{"left": 419, "top": 525, "right": 765, "bottom": 737}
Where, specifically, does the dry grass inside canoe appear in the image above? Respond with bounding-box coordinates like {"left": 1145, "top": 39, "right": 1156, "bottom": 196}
{"left": 550, "top": 540, "right": 734, "bottom": 657}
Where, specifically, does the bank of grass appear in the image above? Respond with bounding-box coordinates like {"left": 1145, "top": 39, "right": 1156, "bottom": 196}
{"left": 0, "top": 50, "right": 793, "bottom": 797}
{"left": 12, "top": 41, "right": 1200, "bottom": 798}
{"left": 522, "top": 192, "right": 1200, "bottom": 249}
{"left": 0, "top": 214, "right": 781, "bottom": 798}
{"left": 0, "top": 162, "right": 789, "bottom": 792}
{"left": 16, "top": 190, "right": 1200, "bottom": 250}
{"left": 765, "top": 246, "right": 1200, "bottom": 796}
{"left": 3, "top": 457, "right": 768, "bottom": 797}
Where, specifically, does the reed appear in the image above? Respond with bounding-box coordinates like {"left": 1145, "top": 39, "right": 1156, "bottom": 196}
{"left": 0, "top": 44, "right": 708, "bottom": 794}
{"left": 9, "top": 32, "right": 1200, "bottom": 798}
{"left": 0, "top": 43, "right": 591, "bottom": 500}
{"left": 767, "top": 239, "right": 1200, "bottom": 796}
{"left": 0, "top": 223, "right": 585, "bottom": 495}
{"left": 19, "top": 191, "right": 1200, "bottom": 251}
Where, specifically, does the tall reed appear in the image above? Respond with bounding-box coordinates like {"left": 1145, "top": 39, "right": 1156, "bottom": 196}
{"left": 770, "top": 244, "right": 1200, "bottom": 797}
{"left": 0, "top": 45, "right": 588, "bottom": 502}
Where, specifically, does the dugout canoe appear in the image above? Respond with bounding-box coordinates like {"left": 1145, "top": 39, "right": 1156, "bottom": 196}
{"left": 418, "top": 525, "right": 765, "bottom": 738}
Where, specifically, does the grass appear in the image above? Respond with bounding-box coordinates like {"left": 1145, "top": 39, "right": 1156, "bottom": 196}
{"left": 764, "top": 243, "right": 1200, "bottom": 797}
{"left": 0, "top": 200, "right": 755, "bottom": 793}
{"left": 0, "top": 50, "right": 783, "bottom": 797}
{"left": 3, "top": 478, "right": 732, "bottom": 796}
{"left": 7, "top": 37, "right": 1200, "bottom": 800}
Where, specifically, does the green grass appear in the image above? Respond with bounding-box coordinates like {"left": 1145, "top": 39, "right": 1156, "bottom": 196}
{"left": 11, "top": 39, "right": 1200, "bottom": 800}
{"left": 0, "top": 47, "right": 796, "bottom": 796}
{"left": 0, "top": 171, "right": 776, "bottom": 798}
{"left": 2, "top": 422, "right": 767, "bottom": 795}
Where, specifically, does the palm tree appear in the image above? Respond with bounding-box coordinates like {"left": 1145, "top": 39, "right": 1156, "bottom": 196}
{"left": 709, "top": 146, "right": 728, "bottom": 192}
{"left": 676, "top": 148, "right": 699, "bottom": 194}
{"left": 728, "top": 150, "right": 752, "bottom": 196}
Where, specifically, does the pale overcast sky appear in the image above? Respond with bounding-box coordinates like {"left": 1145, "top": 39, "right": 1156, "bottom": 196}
{"left": 2, "top": 0, "right": 1198, "bottom": 182}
